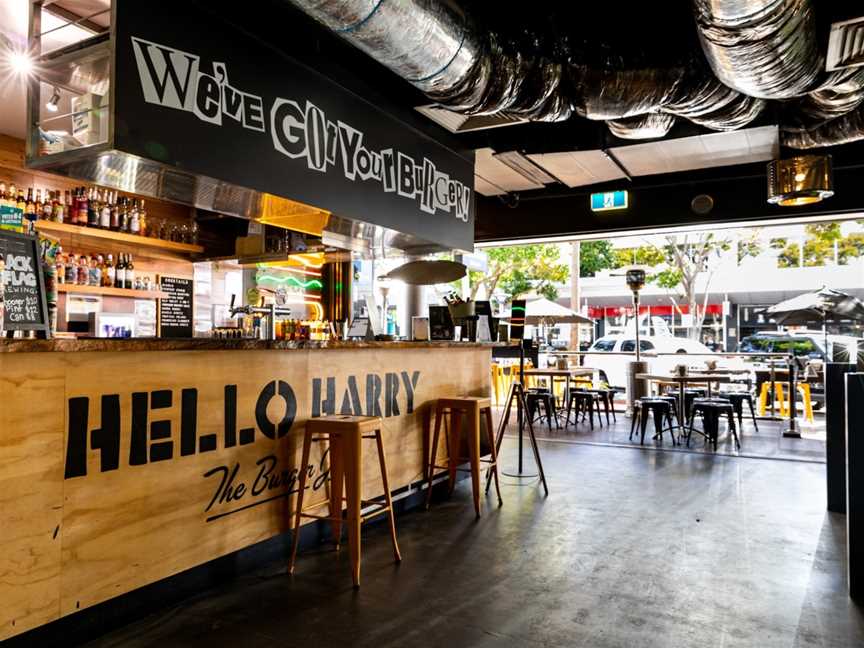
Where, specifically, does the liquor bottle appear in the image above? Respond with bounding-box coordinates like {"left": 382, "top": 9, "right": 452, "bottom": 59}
{"left": 129, "top": 198, "right": 140, "bottom": 235}
{"left": 55, "top": 249, "right": 65, "bottom": 284}
{"left": 0, "top": 182, "right": 6, "bottom": 205}
{"left": 44, "top": 191, "right": 52, "bottom": 221}
{"left": 77, "top": 255, "right": 89, "bottom": 286}
{"left": 70, "top": 188, "right": 79, "bottom": 225}
{"left": 138, "top": 199, "right": 148, "bottom": 237}
{"left": 7, "top": 183, "right": 16, "bottom": 208}
{"left": 85, "top": 187, "right": 96, "bottom": 228}
{"left": 16, "top": 188, "right": 25, "bottom": 213}
{"left": 65, "top": 254, "right": 77, "bottom": 284}
{"left": 115, "top": 253, "right": 126, "bottom": 289}
{"left": 34, "top": 189, "right": 43, "bottom": 217}
{"left": 24, "top": 188, "right": 34, "bottom": 215}
{"left": 107, "top": 192, "right": 117, "bottom": 230}
{"left": 51, "top": 189, "right": 66, "bottom": 223}
{"left": 125, "top": 254, "right": 135, "bottom": 289}
{"left": 118, "top": 197, "right": 129, "bottom": 233}
{"left": 104, "top": 254, "right": 115, "bottom": 287}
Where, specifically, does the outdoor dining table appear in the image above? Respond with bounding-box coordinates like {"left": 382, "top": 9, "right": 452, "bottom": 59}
{"left": 636, "top": 372, "right": 737, "bottom": 435}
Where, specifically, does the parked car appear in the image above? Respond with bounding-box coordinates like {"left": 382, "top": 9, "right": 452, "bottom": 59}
{"left": 739, "top": 331, "right": 860, "bottom": 363}
{"left": 586, "top": 334, "right": 723, "bottom": 389}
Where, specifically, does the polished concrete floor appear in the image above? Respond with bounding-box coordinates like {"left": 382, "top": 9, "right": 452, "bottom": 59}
{"left": 85, "top": 439, "right": 861, "bottom": 648}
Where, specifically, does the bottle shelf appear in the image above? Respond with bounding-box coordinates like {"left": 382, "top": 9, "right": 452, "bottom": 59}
{"left": 35, "top": 220, "right": 204, "bottom": 254}
{"left": 57, "top": 284, "right": 167, "bottom": 300}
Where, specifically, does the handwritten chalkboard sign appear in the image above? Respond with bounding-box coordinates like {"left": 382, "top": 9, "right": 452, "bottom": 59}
{"left": 1, "top": 230, "right": 50, "bottom": 335}
{"left": 158, "top": 275, "right": 194, "bottom": 338}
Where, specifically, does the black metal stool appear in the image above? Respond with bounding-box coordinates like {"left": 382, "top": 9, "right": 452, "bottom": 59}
{"left": 630, "top": 398, "right": 676, "bottom": 445}
{"left": 718, "top": 392, "right": 759, "bottom": 432}
{"left": 526, "top": 390, "right": 560, "bottom": 429}
{"left": 666, "top": 388, "right": 707, "bottom": 424}
{"left": 585, "top": 388, "right": 615, "bottom": 424}
{"left": 565, "top": 390, "right": 597, "bottom": 429}
{"left": 688, "top": 398, "right": 740, "bottom": 450}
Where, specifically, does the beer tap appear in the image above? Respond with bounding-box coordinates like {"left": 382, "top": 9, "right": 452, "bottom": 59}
{"left": 229, "top": 294, "right": 291, "bottom": 340}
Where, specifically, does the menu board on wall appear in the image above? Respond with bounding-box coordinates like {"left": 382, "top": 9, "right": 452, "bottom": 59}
{"left": 157, "top": 275, "right": 193, "bottom": 338}
{"left": 0, "top": 230, "right": 50, "bottom": 334}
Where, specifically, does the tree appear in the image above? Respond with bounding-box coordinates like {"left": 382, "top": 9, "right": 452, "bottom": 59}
{"left": 653, "top": 233, "right": 732, "bottom": 341}
{"left": 467, "top": 244, "right": 569, "bottom": 303}
{"left": 771, "top": 222, "right": 864, "bottom": 268}
{"left": 579, "top": 240, "right": 615, "bottom": 277}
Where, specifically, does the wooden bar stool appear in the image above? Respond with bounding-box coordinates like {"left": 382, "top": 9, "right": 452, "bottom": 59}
{"left": 425, "top": 396, "right": 502, "bottom": 518}
{"left": 288, "top": 415, "right": 401, "bottom": 588}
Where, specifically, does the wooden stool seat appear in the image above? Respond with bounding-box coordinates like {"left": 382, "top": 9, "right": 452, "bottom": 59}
{"left": 288, "top": 415, "right": 401, "bottom": 588}
{"left": 426, "top": 396, "right": 502, "bottom": 517}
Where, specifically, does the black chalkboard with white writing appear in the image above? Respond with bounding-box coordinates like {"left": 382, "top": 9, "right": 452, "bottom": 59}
{"left": 1, "top": 230, "right": 50, "bottom": 334}
{"left": 158, "top": 276, "right": 194, "bottom": 338}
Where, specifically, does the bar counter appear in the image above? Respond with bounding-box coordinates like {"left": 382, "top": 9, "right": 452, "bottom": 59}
{"left": 0, "top": 338, "right": 495, "bottom": 640}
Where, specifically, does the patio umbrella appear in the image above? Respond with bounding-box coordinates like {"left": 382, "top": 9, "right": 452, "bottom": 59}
{"left": 507, "top": 296, "right": 593, "bottom": 325}
{"left": 764, "top": 286, "right": 864, "bottom": 353}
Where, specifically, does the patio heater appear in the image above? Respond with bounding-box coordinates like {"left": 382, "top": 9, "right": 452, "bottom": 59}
{"left": 626, "top": 269, "right": 648, "bottom": 414}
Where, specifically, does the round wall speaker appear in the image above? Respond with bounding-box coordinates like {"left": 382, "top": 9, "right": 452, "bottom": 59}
{"left": 691, "top": 194, "right": 714, "bottom": 215}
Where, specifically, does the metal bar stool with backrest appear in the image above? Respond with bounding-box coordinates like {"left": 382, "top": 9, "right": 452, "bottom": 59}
{"left": 288, "top": 415, "right": 401, "bottom": 588}
{"left": 426, "top": 396, "right": 503, "bottom": 518}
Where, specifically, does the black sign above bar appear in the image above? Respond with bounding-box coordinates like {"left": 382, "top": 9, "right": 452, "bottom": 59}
{"left": 113, "top": 1, "right": 475, "bottom": 251}
{"left": 0, "top": 230, "right": 50, "bottom": 334}
{"left": 158, "top": 276, "right": 194, "bottom": 339}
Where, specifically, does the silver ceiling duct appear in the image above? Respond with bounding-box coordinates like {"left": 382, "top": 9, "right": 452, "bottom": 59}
{"left": 607, "top": 113, "right": 677, "bottom": 140}
{"left": 787, "top": 68, "right": 864, "bottom": 131}
{"left": 287, "top": 0, "right": 863, "bottom": 146}
{"left": 693, "top": 0, "right": 822, "bottom": 100}
{"left": 783, "top": 105, "right": 864, "bottom": 149}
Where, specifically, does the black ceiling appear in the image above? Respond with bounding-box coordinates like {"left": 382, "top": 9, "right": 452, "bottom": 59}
{"left": 202, "top": 0, "right": 864, "bottom": 241}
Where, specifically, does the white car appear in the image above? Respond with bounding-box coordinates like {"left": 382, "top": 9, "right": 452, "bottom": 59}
{"left": 587, "top": 334, "right": 727, "bottom": 388}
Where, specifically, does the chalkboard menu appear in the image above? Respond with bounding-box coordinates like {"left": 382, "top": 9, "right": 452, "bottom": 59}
{"left": 158, "top": 275, "right": 193, "bottom": 338}
{"left": 0, "top": 230, "right": 50, "bottom": 334}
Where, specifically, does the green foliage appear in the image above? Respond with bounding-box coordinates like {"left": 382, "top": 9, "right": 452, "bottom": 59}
{"left": 652, "top": 268, "right": 683, "bottom": 290}
{"left": 611, "top": 245, "right": 666, "bottom": 269}
{"left": 771, "top": 223, "right": 864, "bottom": 268}
{"left": 469, "top": 244, "right": 568, "bottom": 302}
{"left": 579, "top": 240, "right": 616, "bottom": 277}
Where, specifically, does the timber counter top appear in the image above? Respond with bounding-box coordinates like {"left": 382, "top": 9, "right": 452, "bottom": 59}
{"left": 0, "top": 338, "right": 504, "bottom": 353}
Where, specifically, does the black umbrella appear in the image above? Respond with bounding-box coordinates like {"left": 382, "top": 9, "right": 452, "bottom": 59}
{"left": 764, "top": 286, "right": 864, "bottom": 354}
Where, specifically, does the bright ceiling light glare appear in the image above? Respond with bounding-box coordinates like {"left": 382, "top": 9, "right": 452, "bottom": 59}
{"left": 767, "top": 155, "right": 834, "bottom": 208}
{"left": 7, "top": 50, "right": 34, "bottom": 77}
{"left": 46, "top": 87, "right": 60, "bottom": 112}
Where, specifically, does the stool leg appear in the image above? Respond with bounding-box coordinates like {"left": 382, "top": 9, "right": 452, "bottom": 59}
{"left": 448, "top": 409, "right": 462, "bottom": 495}
{"left": 288, "top": 430, "right": 314, "bottom": 575}
{"left": 728, "top": 411, "right": 740, "bottom": 450}
{"left": 374, "top": 430, "right": 401, "bottom": 562}
{"left": 640, "top": 406, "right": 649, "bottom": 445}
{"left": 426, "top": 405, "right": 443, "bottom": 509}
{"left": 329, "top": 434, "right": 344, "bottom": 550}
{"left": 343, "top": 430, "right": 362, "bottom": 588}
{"left": 604, "top": 394, "right": 611, "bottom": 425}
{"left": 629, "top": 406, "right": 639, "bottom": 441}
{"left": 484, "top": 407, "right": 503, "bottom": 507}
{"left": 467, "top": 405, "right": 482, "bottom": 518}
{"left": 747, "top": 395, "right": 759, "bottom": 431}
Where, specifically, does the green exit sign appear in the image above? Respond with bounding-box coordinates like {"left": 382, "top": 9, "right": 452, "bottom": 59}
{"left": 590, "top": 190, "right": 628, "bottom": 212}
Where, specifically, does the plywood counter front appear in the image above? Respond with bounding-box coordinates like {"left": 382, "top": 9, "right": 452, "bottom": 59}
{"left": 0, "top": 341, "right": 493, "bottom": 640}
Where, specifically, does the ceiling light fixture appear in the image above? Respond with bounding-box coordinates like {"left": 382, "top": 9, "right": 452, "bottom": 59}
{"left": 493, "top": 151, "right": 561, "bottom": 185}
{"left": 767, "top": 155, "right": 834, "bottom": 207}
{"left": 46, "top": 87, "right": 60, "bottom": 112}
{"left": 6, "top": 50, "right": 34, "bottom": 77}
